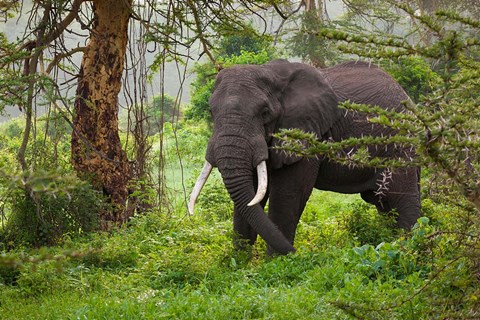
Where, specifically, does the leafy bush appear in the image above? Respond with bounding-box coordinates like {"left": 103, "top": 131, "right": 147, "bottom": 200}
{"left": 216, "top": 31, "right": 275, "bottom": 58}
{"left": 335, "top": 215, "right": 480, "bottom": 319}
{"left": 348, "top": 218, "right": 432, "bottom": 282}
{"left": 0, "top": 111, "right": 108, "bottom": 248}
{"left": 79, "top": 242, "right": 139, "bottom": 271}
{"left": 15, "top": 259, "right": 68, "bottom": 297}
{"left": 0, "top": 263, "right": 20, "bottom": 286}
{"left": 381, "top": 56, "right": 442, "bottom": 102}
{"left": 341, "top": 201, "right": 397, "bottom": 245}
{"left": 0, "top": 172, "right": 104, "bottom": 248}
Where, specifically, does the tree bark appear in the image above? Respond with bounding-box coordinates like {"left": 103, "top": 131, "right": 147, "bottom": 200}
{"left": 72, "top": 0, "right": 133, "bottom": 227}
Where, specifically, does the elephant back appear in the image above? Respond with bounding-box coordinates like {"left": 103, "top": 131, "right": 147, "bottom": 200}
{"left": 320, "top": 61, "right": 415, "bottom": 159}
{"left": 321, "top": 61, "right": 410, "bottom": 112}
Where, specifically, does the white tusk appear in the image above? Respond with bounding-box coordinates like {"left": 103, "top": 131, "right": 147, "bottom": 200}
{"left": 188, "top": 161, "right": 213, "bottom": 215}
{"left": 247, "top": 161, "right": 268, "bottom": 207}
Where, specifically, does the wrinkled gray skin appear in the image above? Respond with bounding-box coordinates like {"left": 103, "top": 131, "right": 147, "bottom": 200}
{"left": 204, "top": 59, "right": 421, "bottom": 255}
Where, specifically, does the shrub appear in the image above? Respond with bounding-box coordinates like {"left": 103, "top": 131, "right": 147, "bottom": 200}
{"left": 216, "top": 31, "right": 275, "bottom": 58}
{"left": 381, "top": 56, "right": 441, "bottom": 102}
{"left": 341, "top": 200, "right": 397, "bottom": 246}
{"left": 0, "top": 263, "right": 20, "bottom": 286}
{"left": 0, "top": 173, "right": 104, "bottom": 248}
{"left": 347, "top": 218, "right": 433, "bottom": 282}
{"left": 79, "top": 242, "right": 139, "bottom": 270}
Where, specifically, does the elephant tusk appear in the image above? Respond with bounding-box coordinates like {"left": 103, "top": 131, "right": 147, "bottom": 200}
{"left": 247, "top": 161, "right": 268, "bottom": 207}
{"left": 188, "top": 161, "right": 213, "bottom": 215}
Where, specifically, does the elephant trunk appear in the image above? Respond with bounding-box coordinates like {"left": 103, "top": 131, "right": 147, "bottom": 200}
{"left": 215, "top": 142, "right": 295, "bottom": 255}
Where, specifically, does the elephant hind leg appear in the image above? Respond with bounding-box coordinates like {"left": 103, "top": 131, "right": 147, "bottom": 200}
{"left": 385, "top": 168, "right": 421, "bottom": 229}
{"left": 361, "top": 190, "right": 392, "bottom": 213}
{"left": 363, "top": 168, "right": 421, "bottom": 229}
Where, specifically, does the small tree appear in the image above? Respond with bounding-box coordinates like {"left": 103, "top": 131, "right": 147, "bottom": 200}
{"left": 277, "top": 5, "right": 480, "bottom": 213}
{"left": 71, "top": 0, "right": 133, "bottom": 227}
{"left": 380, "top": 56, "right": 441, "bottom": 103}
{"left": 275, "top": 3, "right": 480, "bottom": 317}
{"left": 289, "top": 8, "right": 337, "bottom": 67}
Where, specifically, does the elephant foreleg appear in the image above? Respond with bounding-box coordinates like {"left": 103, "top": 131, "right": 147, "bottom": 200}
{"left": 267, "top": 159, "right": 319, "bottom": 255}
{"left": 233, "top": 206, "right": 258, "bottom": 249}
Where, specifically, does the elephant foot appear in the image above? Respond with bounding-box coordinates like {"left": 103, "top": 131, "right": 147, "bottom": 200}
{"left": 233, "top": 236, "right": 256, "bottom": 252}
{"left": 266, "top": 244, "right": 296, "bottom": 257}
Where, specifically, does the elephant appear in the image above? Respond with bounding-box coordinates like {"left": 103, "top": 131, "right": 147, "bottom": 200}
{"left": 189, "top": 59, "right": 421, "bottom": 255}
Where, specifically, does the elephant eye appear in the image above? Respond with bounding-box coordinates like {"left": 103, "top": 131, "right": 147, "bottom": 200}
{"left": 261, "top": 105, "right": 272, "bottom": 122}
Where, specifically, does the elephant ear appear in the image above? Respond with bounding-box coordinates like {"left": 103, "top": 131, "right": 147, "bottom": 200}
{"left": 267, "top": 61, "right": 342, "bottom": 169}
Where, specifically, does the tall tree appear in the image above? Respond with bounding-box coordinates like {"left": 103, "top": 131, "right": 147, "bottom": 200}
{"left": 1, "top": 0, "right": 286, "bottom": 230}
{"left": 71, "top": 0, "right": 133, "bottom": 226}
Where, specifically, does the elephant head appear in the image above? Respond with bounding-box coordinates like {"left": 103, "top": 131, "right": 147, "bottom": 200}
{"left": 189, "top": 60, "right": 341, "bottom": 254}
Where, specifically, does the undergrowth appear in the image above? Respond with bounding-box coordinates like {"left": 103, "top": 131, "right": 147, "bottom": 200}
{"left": 1, "top": 193, "right": 478, "bottom": 319}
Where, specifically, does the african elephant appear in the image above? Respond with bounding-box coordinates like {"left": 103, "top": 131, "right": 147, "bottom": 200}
{"left": 189, "top": 59, "right": 421, "bottom": 255}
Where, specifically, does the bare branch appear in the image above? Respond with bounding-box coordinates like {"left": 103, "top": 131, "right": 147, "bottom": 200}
{"left": 43, "top": 0, "right": 85, "bottom": 44}
{"left": 45, "top": 46, "right": 86, "bottom": 74}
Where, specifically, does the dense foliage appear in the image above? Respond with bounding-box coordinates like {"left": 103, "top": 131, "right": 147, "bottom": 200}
{"left": 380, "top": 56, "right": 441, "bottom": 103}
{"left": 0, "top": 117, "right": 105, "bottom": 248}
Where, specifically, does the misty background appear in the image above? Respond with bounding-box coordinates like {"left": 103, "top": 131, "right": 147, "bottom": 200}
{"left": 0, "top": 0, "right": 345, "bottom": 122}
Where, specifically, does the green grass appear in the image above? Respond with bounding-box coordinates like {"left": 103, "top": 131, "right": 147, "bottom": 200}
{"left": 2, "top": 194, "right": 478, "bottom": 319}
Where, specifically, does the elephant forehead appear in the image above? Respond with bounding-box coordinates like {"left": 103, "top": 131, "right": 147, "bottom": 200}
{"left": 210, "top": 88, "right": 269, "bottom": 117}
{"left": 210, "top": 66, "right": 280, "bottom": 117}
{"left": 214, "top": 66, "right": 277, "bottom": 93}
{"left": 212, "top": 79, "right": 268, "bottom": 100}
{"left": 217, "top": 64, "right": 267, "bottom": 80}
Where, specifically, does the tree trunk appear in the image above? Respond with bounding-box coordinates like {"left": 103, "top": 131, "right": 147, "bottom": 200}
{"left": 72, "top": 0, "right": 133, "bottom": 228}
